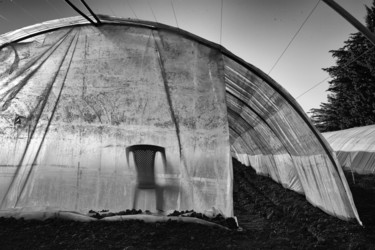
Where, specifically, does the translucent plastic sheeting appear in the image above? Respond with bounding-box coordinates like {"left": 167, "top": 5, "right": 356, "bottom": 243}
{"left": 0, "top": 16, "right": 90, "bottom": 45}
{"left": 0, "top": 25, "right": 232, "bottom": 216}
{"left": 0, "top": 16, "right": 361, "bottom": 224}
{"left": 324, "top": 125, "right": 375, "bottom": 174}
{"left": 224, "top": 56, "right": 361, "bottom": 224}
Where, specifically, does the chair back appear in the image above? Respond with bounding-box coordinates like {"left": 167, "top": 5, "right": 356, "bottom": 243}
{"left": 126, "top": 144, "right": 166, "bottom": 189}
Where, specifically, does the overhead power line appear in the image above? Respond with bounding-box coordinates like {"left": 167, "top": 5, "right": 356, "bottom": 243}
{"left": 12, "top": 0, "right": 50, "bottom": 28}
{"left": 45, "top": 0, "right": 61, "bottom": 17}
{"left": 296, "top": 46, "right": 375, "bottom": 99}
{"left": 147, "top": 0, "right": 158, "bottom": 23}
{"left": 171, "top": 0, "right": 179, "bottom": 28}
{"left": 220, "top": 0, "right": 223, "bottom": 45}
{"left": 107, "top": 1, "right": 117, "bottom": 17}
{"left": 126, "top": 0, "right": 139, "bottom": 20}
{"left": 295, "top": 76, "right": 330, "bottom": 100}
{"left": 0, "top": 13, "right": 9, "bottom": 22}
{"left": 268, "top": 0, "right": 321, "bottom": 75}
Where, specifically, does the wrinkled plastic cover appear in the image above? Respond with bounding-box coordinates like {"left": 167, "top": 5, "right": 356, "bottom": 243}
{"left": 224, "top": 56, "right": 361, "bottom": 224}
{"left": 0, "top": 25, "right": 232, "bottom": 216}
{"left": 0, "top": 16, "right": 361, "bottom": 224}
{"left": 324, "top": 125, "right": 375, "bottom": 174}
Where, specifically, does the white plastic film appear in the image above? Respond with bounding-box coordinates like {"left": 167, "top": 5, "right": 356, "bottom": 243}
{"left": 0, "top": 16, "right": 362, "bottom": 224}
{"left": 0, "top": 25, "right": 232, "bottom": 216}
{"left": 324, "top": 125, "right": 375, "bottom": 174}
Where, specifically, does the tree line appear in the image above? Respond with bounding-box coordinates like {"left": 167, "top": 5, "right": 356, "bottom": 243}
{"left": 309, "top": 1, "right": 375, "bottom": 132}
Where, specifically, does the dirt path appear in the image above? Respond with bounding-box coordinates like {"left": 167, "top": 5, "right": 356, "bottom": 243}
{"left": 233, "top": 158, "right": 374, "bottom": 249}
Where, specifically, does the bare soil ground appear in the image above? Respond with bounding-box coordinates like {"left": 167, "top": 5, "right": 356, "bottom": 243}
{"left": 0, "top": 158, "right": 374, "bottom": 249}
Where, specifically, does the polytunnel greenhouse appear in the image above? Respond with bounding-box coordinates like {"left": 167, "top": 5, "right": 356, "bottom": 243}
{"left": 0, "top": 15, "right": 361, "bottom": 224}
{"left": 324, "top": 125, "right": 375, "bottom": 175}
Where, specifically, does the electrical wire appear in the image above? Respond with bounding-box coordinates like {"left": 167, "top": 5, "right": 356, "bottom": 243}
{"left": 295, "top": 76, "right": 330, "bottom": 100}
{"left": 220, "top": 0, "right": 223, "bottom": 45}
{"left": 0, "top": 5, "right": 29, "bottom": 45}
{"left": 126, "top": 0, "right": 139, "bottom": 20}
{"left": 12, "top": 0, "right": 42, "bottom": 23}
{"left": 0, "top": 0, "right": 8, "bottom": 22}
{"left": 45, "top": 0, "right": 61, "bottom": 17}
{"left": 171, "top": 0, "right": 179, "bottom": 28}
{"left": 11, "top": 0, "right": 52, "bottom": 33}
{"left": 296, "top": 45, "right": 375, "bottom": 99}
{"left": 107, "top": 1, "right": 117, "bottom": 17}
{"left": 147, "top": 0, "right": 158, "bottom": 23}
{"left": 0, "top": 13, "right": 9, "bottom": 22}
{"left": 268, "top": 0, "right": 321, "bottom": 75}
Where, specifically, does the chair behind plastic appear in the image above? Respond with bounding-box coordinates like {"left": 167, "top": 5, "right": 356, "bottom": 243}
{"left": 126, "top": 144, "right": 166, "bottom": 189}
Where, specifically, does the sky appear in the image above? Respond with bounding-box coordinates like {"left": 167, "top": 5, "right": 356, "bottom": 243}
{"left": 0, "top": 0, "right": 373, "bottom": 113}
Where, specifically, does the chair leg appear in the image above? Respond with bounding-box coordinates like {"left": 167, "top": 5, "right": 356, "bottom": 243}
{"left": 133, "top": 188, "right": 139, "bottom": 209}
{"left": 155, "top": 186, "right": 164, "bottom": 212}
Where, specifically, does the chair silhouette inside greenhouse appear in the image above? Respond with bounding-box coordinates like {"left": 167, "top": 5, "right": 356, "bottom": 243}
{"left": 126, "top": 144, "right": 167, "bottom": 211}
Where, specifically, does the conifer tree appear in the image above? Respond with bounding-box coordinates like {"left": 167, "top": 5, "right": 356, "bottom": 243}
{"left": 310, "top": 1, "right": 375, "bottom": 132}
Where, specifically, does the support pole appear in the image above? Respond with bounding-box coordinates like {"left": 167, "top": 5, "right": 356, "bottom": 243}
{"left": 80, "top": 0, "right": 102, "bottom": 25}
{"left": 322, "top": 0, "right": 375, "bottom": 46}
{"left": 64, "top": 0, "right": 98, "bottom": 26}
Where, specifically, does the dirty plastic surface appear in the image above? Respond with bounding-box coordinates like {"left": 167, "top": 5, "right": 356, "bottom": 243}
{"left": 0, "top": 16, "right": 360, "bottom": 224}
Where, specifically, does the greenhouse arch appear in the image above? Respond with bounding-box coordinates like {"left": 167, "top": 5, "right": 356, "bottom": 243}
{"left": 0, "top": 15, "right": 361, "bottom": 224}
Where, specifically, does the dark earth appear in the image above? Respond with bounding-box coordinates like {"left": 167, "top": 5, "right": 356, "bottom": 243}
{"left": 0, "top": 158, "right": 374, "bottom": 249}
